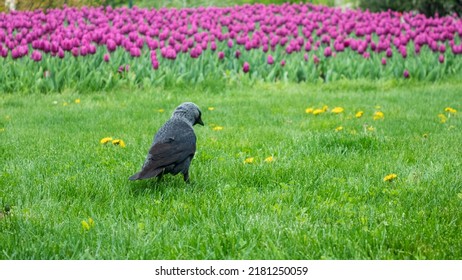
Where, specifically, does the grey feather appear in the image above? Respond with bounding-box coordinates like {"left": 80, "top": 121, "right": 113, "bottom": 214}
{"left": 129, "top": 102, "right": 204, "bottom": 182}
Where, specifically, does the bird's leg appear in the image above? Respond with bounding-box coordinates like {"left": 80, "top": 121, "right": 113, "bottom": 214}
{"left": 156, "top": 169, "right": 165, "bottom": 182}
{"left": 183, "top": 171, "right": 190, "bottom": 183}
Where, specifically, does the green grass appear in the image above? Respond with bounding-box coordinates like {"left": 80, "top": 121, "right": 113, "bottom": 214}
{"left": 0, "top": 79, "right": 461, "bottom": 259}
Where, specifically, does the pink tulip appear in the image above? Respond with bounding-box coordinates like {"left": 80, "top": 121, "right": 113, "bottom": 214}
{"left": 31, "top": 50, "right": 42, "bottom": 62}
{"left": 267, "top": 55, "right": 274, "bottom": 65}
{"left": 243, "top": 62, "right": 250, "bottom": 73}
{"left": 438, "top": 54, "right": 444, "bottom": 63}
{"left": 381, "top": 57, "right": 387, "bottom": 66}
{"left": 313, "top": 55, "right": 320, "bottom": 65}
{"left": 323, "top": 46, "right": 332, "bottom": 57}
{"left": 403, "top": 69, "right": 410, "bottom": 79}
{"left": 218, "top": 51, "right": 225, "bottom": 60}
{"left": 103, "top": 53, "right": 110, "bottom": 62}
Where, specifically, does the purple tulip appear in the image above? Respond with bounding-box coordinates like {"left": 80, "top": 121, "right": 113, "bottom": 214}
{"left": 303, "top": 53, "right": 309, "bottom": 61}
{"left": 218, "top": 51, "right": 225, "bottom": 60}
{"left": 280, "top": 60, "right": 286, "bottom": 67}
{"left": 243, "top": 62, "right": 250, "bottom": 73}
{"left": 267, "top": 55, "right": 274, "bottom": 65}
{"left": 129, "top": 47, "right": 141, "bottom": 57}
{"left": 151, "top": 59, "right": 159, "bottom": 70}
{"left": 227, "top": 39, "right": 233, "bottom": 48}
{"left": 324, "top": 46, "right": 332, "bottom": 57}
{"left": 235, "top": 50, "right": 241, "bottom": 59}
{"left": 403, "top": 69, "right": 410, "bottom": 79}
{"left": 438, "top": 54, "right": 445, "bottom": 63}
{"left": 381, "top": 57, "right": 387, "bottom": 66}
{"left": 71, "top": 47, "right": 79, "bottom": 57}
{"left": 313, "top": 55, "right": 320, "bottom": 65}
{"left": 31, "top": 50, "right": 42, "bottom": 62}
{"left": 106, "top": 39, "right": 117, "bottom": 52}
{"left": 103, "top": 53, "right": 110, "bottom": 62}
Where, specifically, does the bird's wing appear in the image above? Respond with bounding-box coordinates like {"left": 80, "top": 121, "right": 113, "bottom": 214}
{"left": 130, "top": 126, "right": 196, "bottom": 180}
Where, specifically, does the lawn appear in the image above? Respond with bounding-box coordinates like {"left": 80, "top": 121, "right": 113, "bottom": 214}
{"left": 0, "top": 79, "right": 461, "bottom": 259}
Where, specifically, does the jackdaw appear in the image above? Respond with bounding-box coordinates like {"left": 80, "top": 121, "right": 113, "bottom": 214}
{"left": 129, "top": 102, "right": 204, "bottom": 182}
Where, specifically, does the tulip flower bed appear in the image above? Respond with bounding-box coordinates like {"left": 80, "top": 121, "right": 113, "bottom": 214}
{"left": 1, "top": 3, "right": 462, "bottom": 93}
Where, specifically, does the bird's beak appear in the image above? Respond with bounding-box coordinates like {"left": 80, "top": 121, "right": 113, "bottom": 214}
{"left": 197, "top": 118, "right": 204, "bottom": 126}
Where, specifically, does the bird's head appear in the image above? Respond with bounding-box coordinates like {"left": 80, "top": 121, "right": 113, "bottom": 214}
{"left": 173, "top": 102, "right": 204, "bottom": 126}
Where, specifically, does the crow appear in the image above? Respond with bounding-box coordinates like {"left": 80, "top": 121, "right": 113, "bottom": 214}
{"left": 129, "top": 102, "right": 204, "bottom": 182}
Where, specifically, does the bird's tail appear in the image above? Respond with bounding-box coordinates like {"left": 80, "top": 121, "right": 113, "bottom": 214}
{"left": 129, "top": 168, "right": 163, "bottom": 181}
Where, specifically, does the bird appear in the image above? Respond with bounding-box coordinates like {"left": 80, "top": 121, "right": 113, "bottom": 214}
{"left": 129, "top": 102, "right": 204, "bottom": 182}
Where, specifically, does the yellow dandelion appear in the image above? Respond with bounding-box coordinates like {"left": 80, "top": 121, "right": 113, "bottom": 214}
{"left": 373, "top": 111, "right": 384, "bottom": 120}
{"left": 335, "top": 126, "right": 343, "bottom": 132}
{"left": 112, "top": 139, "right": 126, "bottom": 148}
{"left": 63, "top": 102, "right": 69, "bottom": 106}
{"left": 367, "top": 125, "right": 375, "bottom": 131}
{"left": 331, "top": 107, "right": 344, "bottom": 114}
{"left": 383, "top": 173, "right": 398, "bottom": 182}
{"left": 212, "top": 126, "right": 224, "bottom": 131}
{"left": 444, "top": 107, "right": 457, "bottom": 114}
{"left": 264, "top": 156, "right": 274, "bottom": 163}
{"left": 313, "top": 109, "right": 324, "bottom": 116}
{"left": 305, "top": 107, "right": 314, "bottom": 114}
{"left": 100, "top": 137, "right": 113, "bottom": 144}
{"left": 88, "top": 217, "right": 95, "bottom": 228}
{"left": 208, "top": 107, "right": 215, "bottom": 111}
{"left": 322, "top": 105, "right": 329, "bottom": 112}
{"left": 355, "top": 111, "right": 364, "bottom": 118}
{"left": 244, "top": 157, "right": 255, "bottom": 164}
{"left": 438, "top": 113, "right": 447, "bottom": 123}
{"left": 81, "top": 220, "right": 90, "bottom": 231}
{"left": 74, "top": 98, "right": 81, "bottom": 104}
{"left": 157, "top": 109, "right": 165, "bottom": 113}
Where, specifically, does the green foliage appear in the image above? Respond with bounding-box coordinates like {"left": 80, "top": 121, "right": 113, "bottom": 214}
{"left": 359, "top": 0, "right": 462, "bottom": 16}
{"left": 1, "top": 81, "right": 461, "bottom": 259}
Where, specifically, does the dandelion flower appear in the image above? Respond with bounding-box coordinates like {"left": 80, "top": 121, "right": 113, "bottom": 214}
{"left": 373, "top": 111, "right": 384, "bottom": 120}
{"left": 383, "top": 173, "right": 398, "bottom": 182}
{"left": 63, "top": 102, "right": 69, "bottom": 106}
{"left": 355, "top": 111, "right": 364, "bottom": 118}
{"left": 100, "top": 137, "right": 113, "bottom": 144}
{"left": 335, "top": 126, "right": 343, "bottom": 132}
{"left": 81, "top": 220, "right": 90, "bottom": 231}
{"left": 367, "top": 125, "right": 375, "bottom": 131}
{"left": 88, "top": 217, "right": 95, "bottom": 228}
{"left": 244, "top": 157, "right": 255, "bottom": 164}
{"left": 445, "top": 107, "right": 457, "bottom": 114}
{"left": 313, "top": 109, "right": 324, "bottom": 116}
{"left": 322, "top": 105, "right": 329, "bottom": 112}
{"left": 208, "top": 107, "right": 215, "bottom": 111}
{"left": 112, "top": 139, "right": 126, "bottom": 148}
{"left": 213, "top": 126, "right": 223, "bottom": 131}
{"left": 74, "top": 98, "right": 81, "bottom": 104}
{"left": 331, "top": 107, "right": 344, "bottom": 114}
{"left": 264, "top": 156, "right": 274, "bottom": 163}
{"left": 438, "top": 114, "right": 447, "bottom": 123}
{"left": 157, "top": 109, "right": 165, "bottom": 113}
{"left": 305, "top": 107, "right": 314, "bottom": 114}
